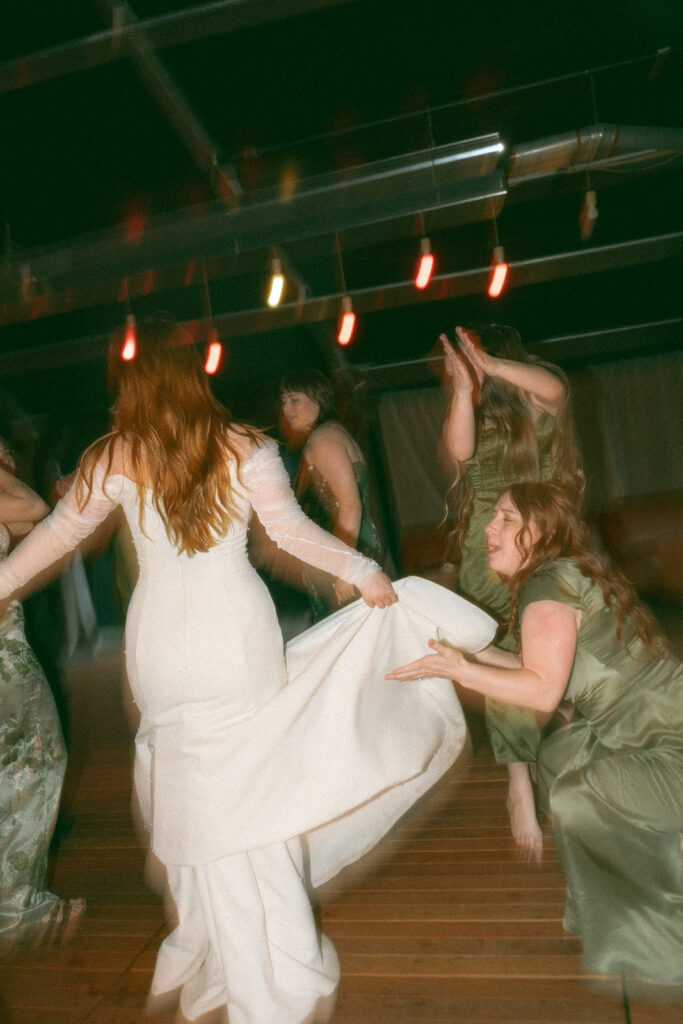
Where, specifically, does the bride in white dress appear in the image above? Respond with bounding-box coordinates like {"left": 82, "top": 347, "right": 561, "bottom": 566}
{"left": 0, "top": 318, "right": 495, "bottom": 1024}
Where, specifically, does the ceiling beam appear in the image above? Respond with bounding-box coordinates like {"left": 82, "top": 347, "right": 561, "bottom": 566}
{"left": 0, "top": 0, "right": 361, "bottom": 95}
{"left": 93, "top": 0, "right": 242, "bottom": 206}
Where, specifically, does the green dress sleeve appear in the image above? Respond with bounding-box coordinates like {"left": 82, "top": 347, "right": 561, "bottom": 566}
{"left": 518, "top": 559, "right": 587, "bottom": 616}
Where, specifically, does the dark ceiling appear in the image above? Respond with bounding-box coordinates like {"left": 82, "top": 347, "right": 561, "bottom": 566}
{"left": 1, "top": 0, "right": 682, "bottom": 433}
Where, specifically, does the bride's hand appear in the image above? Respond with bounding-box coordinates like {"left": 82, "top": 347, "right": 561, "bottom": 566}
{"left": 385, "top": 639, "right": 467, "bottom": 680}
{"left": 359, "top": 571, "right": 397, "bottom": 608}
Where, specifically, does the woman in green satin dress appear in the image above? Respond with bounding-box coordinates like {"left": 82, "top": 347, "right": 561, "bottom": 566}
{"left": 388, "top": 481, "right": 683, "bottom": 984}
{"left": 0, "top": 443, "right": 85, "bottom": 950}
{"left": 279, "top": 369, "right": 382, "bottom": 621}
{"left": 440, "top": 325, "right": 583, "bottom": 848}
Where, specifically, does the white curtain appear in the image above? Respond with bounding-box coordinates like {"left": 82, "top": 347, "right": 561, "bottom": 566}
{"left": 592, "top": 349, "right": 683, "bottom": 500}
{"left": 377, "top": 387, "right": 448, "bottom": 529}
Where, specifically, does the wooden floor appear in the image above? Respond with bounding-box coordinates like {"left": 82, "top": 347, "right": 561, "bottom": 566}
{"left": 1, "top": 646, "right": 682, "bottom": 1024}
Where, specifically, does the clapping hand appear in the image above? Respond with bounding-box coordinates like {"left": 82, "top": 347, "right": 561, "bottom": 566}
{"left": 440, "top": 334, "right": 474, "bottom": 394}
{"left": 455, "top": 326, "right": 492, "bottom": 382}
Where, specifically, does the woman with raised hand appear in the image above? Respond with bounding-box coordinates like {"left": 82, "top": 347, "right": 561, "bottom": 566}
{"left": 388, "top": 481, "right": 683, "bottom": 984}
{"left": 0, "top": 317, "right": 497, "bottom": 1024}
{"left": 440, "top": 323, "right": 583, "bottom": 849}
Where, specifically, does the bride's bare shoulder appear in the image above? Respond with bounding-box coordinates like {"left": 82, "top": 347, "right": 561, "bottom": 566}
{"left": 92, "top": 435, "right": 135, "bottom": 479}
{"left": 223, "top": 425, "right": 270, "bottom": 463}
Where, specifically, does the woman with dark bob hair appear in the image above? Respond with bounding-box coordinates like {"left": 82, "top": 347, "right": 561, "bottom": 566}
{"left": 0, "top": 318, "right": 497, "bottom": 1022}
{"left": 279, "top": 368, "right": 381, "bottom": 620}
{"left": 389, "top": 481, "right": 683, "bottom": 983}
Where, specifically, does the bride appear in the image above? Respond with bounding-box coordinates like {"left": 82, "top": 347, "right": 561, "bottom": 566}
{"left": 0, "top": 317, "right": 495, "bottom": 1024}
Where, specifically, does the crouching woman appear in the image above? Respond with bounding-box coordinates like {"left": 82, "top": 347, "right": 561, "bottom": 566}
{"left": 387, "top": 481, "right": 683, "bottom": 983}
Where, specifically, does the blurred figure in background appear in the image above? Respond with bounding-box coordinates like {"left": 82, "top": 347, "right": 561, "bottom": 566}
{"left": 278, "top": 368, "right": 383, "bottom": 620}
{"left": 0, "top": 437, "right": 85, "bottom": 953}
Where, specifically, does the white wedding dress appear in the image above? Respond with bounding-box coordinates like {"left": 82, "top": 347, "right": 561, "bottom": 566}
{"left": 0, "top": 440, "right": 495, "bottom": 1024}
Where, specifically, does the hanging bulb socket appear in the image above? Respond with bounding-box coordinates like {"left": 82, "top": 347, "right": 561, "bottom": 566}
{"left": 487, "top": 245, "right": 508, "bottom": 299}
{"left": 579, "top": 189, "right": 599, "bottom": 241}
{"left": 121, "top": 312, "right": 137, "bottom": 361}
{"left": 414, "top": 237, "right": 435, "bottom": 290}
{"left": 337, "top": 295, "right": 356, "bottom": 346}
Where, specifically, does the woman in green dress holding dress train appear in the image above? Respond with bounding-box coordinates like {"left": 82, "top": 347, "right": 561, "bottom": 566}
{"left": 388, "top": 481, "right": 683, "bottom": 983}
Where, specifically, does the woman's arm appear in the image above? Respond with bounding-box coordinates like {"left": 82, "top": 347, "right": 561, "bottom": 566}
{"left": 243, "top": 441, "right": 396, "bottom": 608}
{"left": 302, "top": 428, "right": 367, "bottom": 609}
{"left": 440, "top": 333, "right": 477, "bottom": 466}
{"left": 469, "top": 643, "right": 521, "bottom": 669}
{"left": 459, "top": 331, "right": 566, "bottom": 416}
{"left": 386, "top": 599, "right": 578, "bottom": 714}
{"left": 0, "top": 466, "right": 49, "bottom": 536}
{"left": 304, "top": 429, "right": 363, "bottom": 548}
{"left": 0, "top": 464, "right": 118, "bottom": 602}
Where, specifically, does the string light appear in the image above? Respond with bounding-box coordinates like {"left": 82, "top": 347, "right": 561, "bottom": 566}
{"left": 199, "top": 263, "right": 224, "bottom": 374}
{"left": 414, "top": 237, "right": 435, "bottom": 289}
{"left": 334, "top": 234, "right": 356, "bottom": 345}
{"left": 337, "top": 295, "right": 356, "bottom": 346}
{"left": 486, "top": 211, "right": 508, "bottom": 298}
{"left": 487, "top": 245, "right": 508, "bottom": 298}
{"left": 266, "top": 257, "right": 285, "bottom": 307}
{"left": 204, "top": 326, "right": 223, "bottom": 374}
{"left": 121, "top": 312, "right": 137, "bottom": 360}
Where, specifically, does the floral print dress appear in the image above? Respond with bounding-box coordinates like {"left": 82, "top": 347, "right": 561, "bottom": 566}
{"left": 0, "top": 524, "right": 66, "bottom": 943}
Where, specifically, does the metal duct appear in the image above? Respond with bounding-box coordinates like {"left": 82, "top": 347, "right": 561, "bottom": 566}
{"left": 1, "top": 124, "right": 681, "bottom": 329}
{"left": 508, "top": 124, "right": 683, "bottom": 183}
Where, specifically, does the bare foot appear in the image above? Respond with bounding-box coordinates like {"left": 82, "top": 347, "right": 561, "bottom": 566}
{"left": 33, "top": 897, "right": 87, "bottom": 954}
{"left": 506, "top": 763, "right": 543, "bottom": 851}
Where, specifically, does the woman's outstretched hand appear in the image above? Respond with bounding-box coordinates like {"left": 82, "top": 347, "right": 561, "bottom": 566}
{"left": 385, "top": 638, "right": 466, "bottom": 681}
{"left": 359, "top": 570, "right": 398, "bottom": 608}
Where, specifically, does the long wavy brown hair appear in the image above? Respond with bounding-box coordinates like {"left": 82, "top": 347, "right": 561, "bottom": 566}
{"left": 447, "top": 324, "right": 584, "bottom": 560}
{"left": 504, "top": 482, "right": 667, "bottom": 657}
{"left": 77, "top": 317, "right": 264, "bottom": 555}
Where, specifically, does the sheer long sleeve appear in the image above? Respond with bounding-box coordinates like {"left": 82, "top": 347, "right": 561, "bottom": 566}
{"left": 242, "top": 441, "right": 379, "bottom": 587}
{"left": 0, "top": 465, "right": 119, "bottom": 599}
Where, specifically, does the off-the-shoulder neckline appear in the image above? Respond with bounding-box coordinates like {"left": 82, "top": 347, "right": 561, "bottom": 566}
{"left": 95, "top": 439, "right": 273, "bottom": 488}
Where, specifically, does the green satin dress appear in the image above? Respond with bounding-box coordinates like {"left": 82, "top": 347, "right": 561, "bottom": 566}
{"left": 459, "top": 413, "right": 555, "bottom": 763}
{"left": 524, "top": 559, "right": 683, "bottom": 982}
{"left": 0, "top": 525, "right": 67, "bottom": 945}
{"left": 296, "top": 425, "right": 381, "bottom": 622}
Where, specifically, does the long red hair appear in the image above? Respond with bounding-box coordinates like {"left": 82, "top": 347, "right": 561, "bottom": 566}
{"left": 505, "top": 482, "right": 667, "bottom": 657}
{"left": 77, "top": 317, "right": 263, "bottom": 555}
